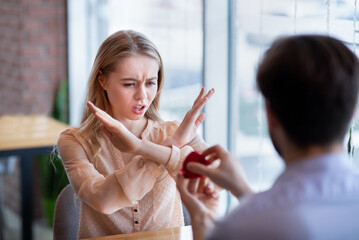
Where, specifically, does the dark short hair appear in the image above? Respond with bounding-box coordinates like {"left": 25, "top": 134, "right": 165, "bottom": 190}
{"left": 257, "top": 35, "right": 359, "bottom": 147}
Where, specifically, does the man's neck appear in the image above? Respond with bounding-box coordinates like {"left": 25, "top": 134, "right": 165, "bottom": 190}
{"left": 283, "top": 143, "right": 343, "bottom": 166}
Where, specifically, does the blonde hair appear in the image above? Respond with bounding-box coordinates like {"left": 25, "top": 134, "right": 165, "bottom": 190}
{"left": 78, "top": 30, "right": 164, "bottom": 162}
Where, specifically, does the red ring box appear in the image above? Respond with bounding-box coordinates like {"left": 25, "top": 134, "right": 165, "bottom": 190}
{"left": 181, "top": 151, "right": 209, "bottom": 178}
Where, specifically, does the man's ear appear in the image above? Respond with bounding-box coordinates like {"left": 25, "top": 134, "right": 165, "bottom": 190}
{"left": 98, "top": 71, "right": 106, "bottom": 89}
{"left": 266, "top": 100, "right": 278, "bottom": 129}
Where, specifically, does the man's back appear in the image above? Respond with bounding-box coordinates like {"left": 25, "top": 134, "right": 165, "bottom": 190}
{"left": 208, "top": 153, "right": 359, "bottom": 240}
{"left": 176, "top": 35, "right": 359, "bottom": 240}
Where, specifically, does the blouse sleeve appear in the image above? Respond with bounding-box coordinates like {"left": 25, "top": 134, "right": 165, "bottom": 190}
{"left": 57, "top": 130, "right": 163, "bottom": 215}
{"left": 162, "top": 121, "right": 209, "bottom": 175}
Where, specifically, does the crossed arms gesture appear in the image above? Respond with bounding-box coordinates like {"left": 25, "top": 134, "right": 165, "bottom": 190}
{"left": 87, "top": 88, "right": 214, "bottom": 164}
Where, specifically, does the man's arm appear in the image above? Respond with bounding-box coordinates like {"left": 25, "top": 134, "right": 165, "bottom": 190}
{"left": 176, "top": 174, "right": 219, "bottom": 240}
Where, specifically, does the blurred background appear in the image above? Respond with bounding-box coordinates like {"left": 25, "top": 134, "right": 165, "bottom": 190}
{"left": 1, "top": 0, "right": 359, "bottom": 239}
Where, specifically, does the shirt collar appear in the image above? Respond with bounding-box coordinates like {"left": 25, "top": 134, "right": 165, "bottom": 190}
{"left": 274, "top": 151, "right": 350, "bottom": 184}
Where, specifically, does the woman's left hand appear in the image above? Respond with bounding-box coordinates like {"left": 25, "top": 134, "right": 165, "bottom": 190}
{"left": 162, "top": 88, "right": 214, "bottom": 147}
{"left": 87, "top": 101, "right": 141, "bottom": 153}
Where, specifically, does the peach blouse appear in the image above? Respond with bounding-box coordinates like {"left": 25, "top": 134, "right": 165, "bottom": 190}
{"left": 57, "top": 119, "right": 207, "bottom": 239}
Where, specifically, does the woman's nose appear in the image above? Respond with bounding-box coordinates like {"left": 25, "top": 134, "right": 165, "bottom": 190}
{"left": 135, "top": 85, "right": 146, "bottom": 100}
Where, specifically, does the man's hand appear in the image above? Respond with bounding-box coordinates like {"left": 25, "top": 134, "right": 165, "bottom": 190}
{"left": 188, "top": 145, "right": 253, "bottom": 198}
{"left": 162, "top": 88, "right": 214, "bottom": 147}
{"left": 176, "top": 174, "right": 219, "bottom": 240}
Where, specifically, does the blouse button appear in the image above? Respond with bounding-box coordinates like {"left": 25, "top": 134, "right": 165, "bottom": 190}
{"left": 135, "top": 220, "right": 139, "bottom": 224}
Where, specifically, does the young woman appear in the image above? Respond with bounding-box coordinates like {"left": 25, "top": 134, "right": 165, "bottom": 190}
{"left": 57, "top": 30, "right": 214, "bottom": 238}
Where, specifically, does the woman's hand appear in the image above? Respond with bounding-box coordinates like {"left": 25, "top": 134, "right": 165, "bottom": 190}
{"left": 162, "top": 88, "right": 214, "bottom": 147}
{"left": 87, "top": 101, "right": 141, "bottom": 153}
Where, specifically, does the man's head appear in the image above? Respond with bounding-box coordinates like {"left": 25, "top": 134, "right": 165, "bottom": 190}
{"left": 257, "top": 35, "right": 359, "bottom": 149}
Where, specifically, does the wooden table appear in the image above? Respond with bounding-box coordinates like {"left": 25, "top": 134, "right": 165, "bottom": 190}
{"left": 0, "top": 115, "right": 69, "bottom": 240}
{"left": 81, "top": 226, "right": 193, "bottom": 240}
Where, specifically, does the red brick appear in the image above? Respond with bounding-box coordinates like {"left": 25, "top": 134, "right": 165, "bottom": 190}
{"left": 27, "top": 59, "right": 57, "bottom": 68}
{"left": 21, "top": 19, "right": 42, "bottom": 31}
{"left": 0, "top": 6, "right": 21, "bottom": 16}
{"left": 20, "top": 45, "right": 42, "bottom": 56}
{"left": 27, "top": 7, "right": 58, "bottom": 19}
{"left": 22, "top": 0, "right": 45, "bottom": 4}
{"left": 27, "top": 33, "right": 58, "bottom": 44}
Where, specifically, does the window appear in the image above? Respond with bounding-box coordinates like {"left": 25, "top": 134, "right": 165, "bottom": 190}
{"left": 68, "top": 0, "right": 359, "bottom": 215}
{"left": 68, "top": 0, "right": 203, "bottom": 126}
{"left": 233, "top": 0, "right": 359, "bottom": 193}
{"left": 104, "top": 0, "right": 204, "bottom": 122}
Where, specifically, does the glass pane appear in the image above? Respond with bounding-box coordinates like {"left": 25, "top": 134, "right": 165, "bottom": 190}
{"left": 103, "top": 0, "right": 203, "bottom": 122}
{"left": 234, "top": 0, "right": 359, "bottom": 192}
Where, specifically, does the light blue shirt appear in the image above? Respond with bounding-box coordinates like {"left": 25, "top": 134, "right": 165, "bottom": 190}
{"left": 207, "top": 152, "right": 359, "bottom": 240}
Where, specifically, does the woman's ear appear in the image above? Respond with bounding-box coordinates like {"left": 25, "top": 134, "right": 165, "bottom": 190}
{"left": 98, "top": 71, "right": 106, "bottom": 89}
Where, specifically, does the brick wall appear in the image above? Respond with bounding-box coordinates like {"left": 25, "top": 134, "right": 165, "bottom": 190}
{"left": 0, "top": 0, "right": 68, "bottom": 219}
{"left": 0, "top": 0, "right": 67, "bottom": 115}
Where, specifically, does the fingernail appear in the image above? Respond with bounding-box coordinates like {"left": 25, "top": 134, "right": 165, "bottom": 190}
{"left": 186, "top": 162, "right": 194, "bottom": 169}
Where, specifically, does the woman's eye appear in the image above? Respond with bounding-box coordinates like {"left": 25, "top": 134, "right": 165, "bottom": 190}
{"left": 147, "top": 82, "right": 156, "bottom": 86}
{"left": 124, "top": 83, "right": 135, "bottom": 87}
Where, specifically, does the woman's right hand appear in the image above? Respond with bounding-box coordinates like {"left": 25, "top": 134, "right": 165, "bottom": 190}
{"left": 87, "top": 101, "right": 141, "bottom": 153}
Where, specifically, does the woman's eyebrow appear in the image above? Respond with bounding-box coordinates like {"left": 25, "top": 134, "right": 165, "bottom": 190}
{"left": 120, "top": 77, "right": 158, "bottom": 81}
{"left": 120, "top": 78, "right": 138, "bottom": 81}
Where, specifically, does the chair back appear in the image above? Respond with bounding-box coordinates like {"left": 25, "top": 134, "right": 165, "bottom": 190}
{"left": 53, "top": 184, "right": 80, "bottom": 240}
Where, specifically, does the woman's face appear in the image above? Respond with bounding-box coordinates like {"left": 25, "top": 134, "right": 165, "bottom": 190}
{"left": 99, "top": 55, "right": 159, "bottom": 122}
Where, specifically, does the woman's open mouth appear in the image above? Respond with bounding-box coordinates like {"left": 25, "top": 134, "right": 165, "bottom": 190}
{"left": 132, "top": 105, "right": 146, "bottom": 115}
